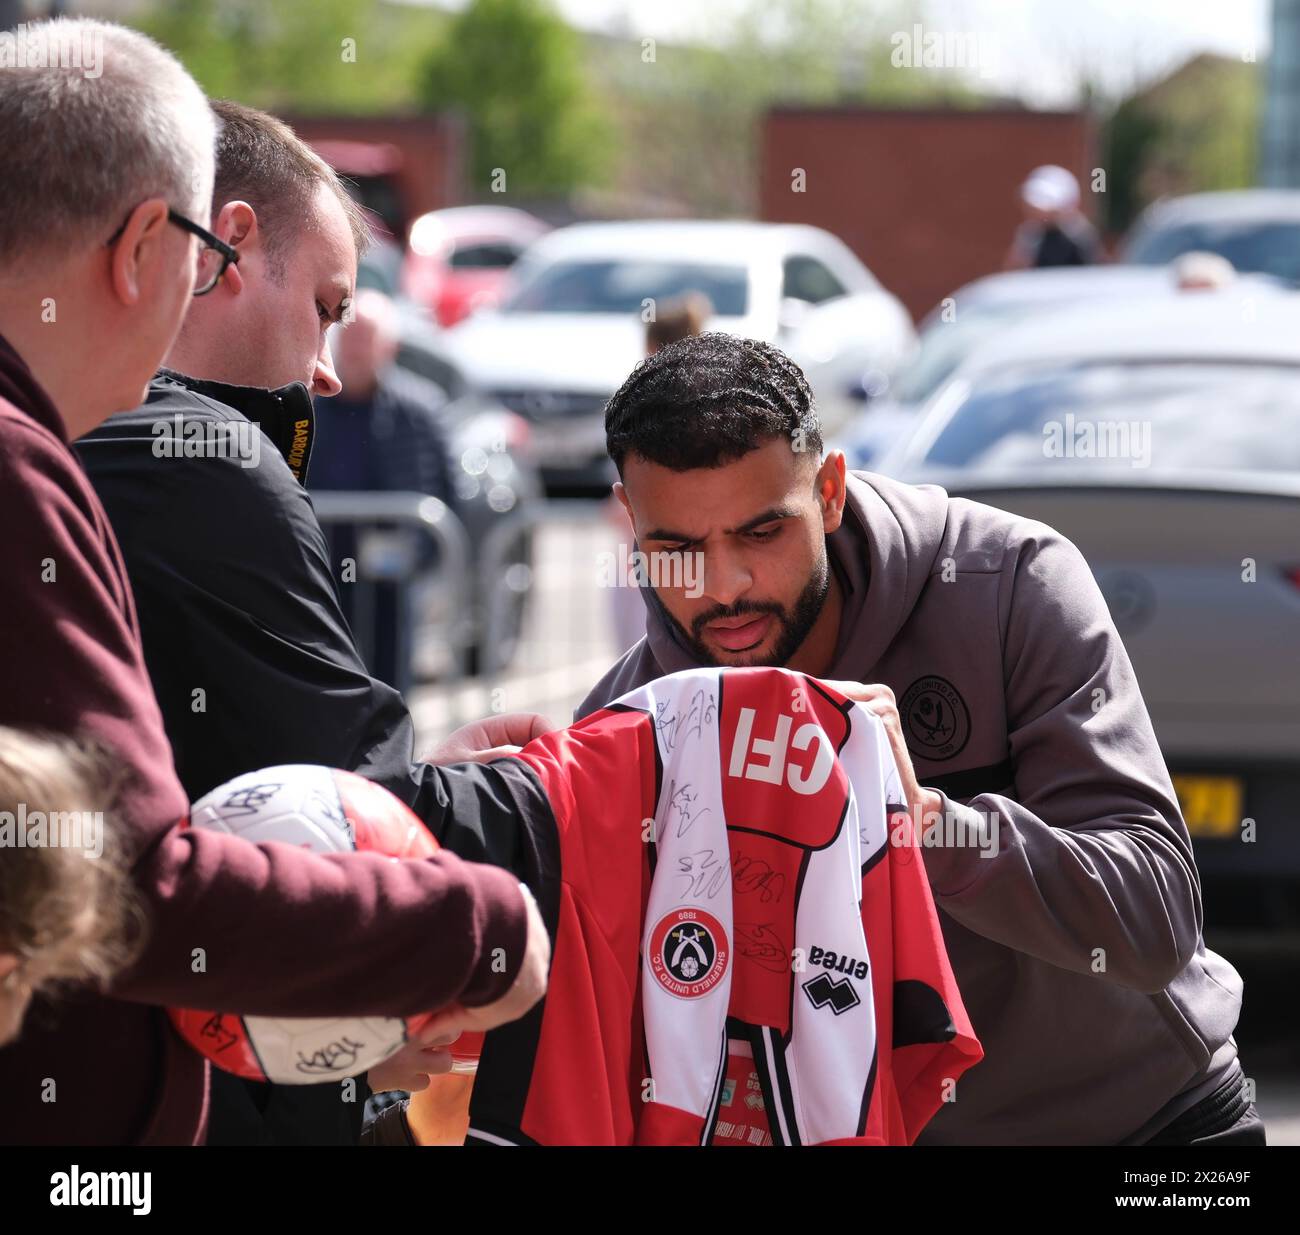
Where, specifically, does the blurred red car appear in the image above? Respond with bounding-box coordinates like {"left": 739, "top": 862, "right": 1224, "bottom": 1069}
{"left": 403, "top": 206, "right": 550, "bottom": 328}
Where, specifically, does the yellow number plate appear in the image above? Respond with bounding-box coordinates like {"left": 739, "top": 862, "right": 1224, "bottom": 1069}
{"left": 1171, "top": 775, "right": 1243, "bottom": 839}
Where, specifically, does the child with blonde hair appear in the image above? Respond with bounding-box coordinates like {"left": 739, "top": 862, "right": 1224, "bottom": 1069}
{"left": 0, "top": 728, "right": 142, "bottom": 1047}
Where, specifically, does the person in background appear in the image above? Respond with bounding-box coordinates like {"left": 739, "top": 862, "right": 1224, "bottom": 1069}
{"left": 312, "top": 288, "right": 455, "bottom": 503}
{"left": 310, "top": 288, "right": 457, "bottom": 690}
{"left": 0, "top": 729, "right": 141, "bottom": 1050}
{"left": 645, "top": 291, "right": 713, "bottom": 356}
{"left": 606, "top": 292, "right": 713, "bottom": 653}
{"left": 1004, "top": 164, "right": 1100, "bottom": 270}
{"left": 1171, "top": 250, "right": 1237, "bottom": 292}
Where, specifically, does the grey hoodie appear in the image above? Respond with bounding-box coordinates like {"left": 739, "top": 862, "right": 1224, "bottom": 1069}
{"left": 577, "top": 470, "right": 1244, "bottom": 1145}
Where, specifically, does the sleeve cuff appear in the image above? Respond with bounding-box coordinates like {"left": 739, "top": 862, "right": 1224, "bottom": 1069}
{"left": 459, "top": 867, "right": 530, "bottom": 1007}
{"left": 360, "top": 1098, "right": 415, "bottom": 1147}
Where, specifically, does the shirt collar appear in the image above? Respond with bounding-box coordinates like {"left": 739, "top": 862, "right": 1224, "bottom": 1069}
{"left": 155, "top": 368, "right": 316, "bottom": 483}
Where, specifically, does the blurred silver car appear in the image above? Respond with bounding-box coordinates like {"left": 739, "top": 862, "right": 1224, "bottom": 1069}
{"left": 1124, "top": 190, "right": 1300, "bottom": 286}
{"left": 836, "top": 264, "right": 1286, "bottom": 468}
{"left": 879, "top": 292, "right": 1300, "bottom": 929}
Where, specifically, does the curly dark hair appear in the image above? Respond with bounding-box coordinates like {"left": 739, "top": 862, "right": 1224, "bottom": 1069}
{"left": 604, "top": 333, "right": 822, "bottom": 473}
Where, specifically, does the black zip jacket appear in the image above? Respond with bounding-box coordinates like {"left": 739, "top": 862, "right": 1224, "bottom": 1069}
{"left": 75, "top": 371, "right": 551, "bottom": 1145}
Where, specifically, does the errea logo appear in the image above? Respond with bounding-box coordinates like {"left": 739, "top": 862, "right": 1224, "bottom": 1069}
{"left": 50, "top": 1165, "right": 151, "bottom": 1215}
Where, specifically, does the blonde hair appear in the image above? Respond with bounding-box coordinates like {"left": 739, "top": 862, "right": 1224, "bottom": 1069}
{"left": 0, "top": 728, "right": 143, "bottom": 991}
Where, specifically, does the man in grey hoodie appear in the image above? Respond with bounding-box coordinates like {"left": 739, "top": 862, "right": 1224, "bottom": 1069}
{"left": 576, "top": 332, "right": 1259, "bottom": 1146}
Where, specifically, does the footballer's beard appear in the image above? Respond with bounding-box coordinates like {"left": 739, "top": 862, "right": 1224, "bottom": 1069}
{"left": 648, "top": 550, "right": 831, "bottom": 669}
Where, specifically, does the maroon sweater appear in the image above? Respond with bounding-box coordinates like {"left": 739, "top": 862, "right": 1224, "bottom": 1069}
{"left": 0, "top": 335, "right": 527, "bottom": 1144}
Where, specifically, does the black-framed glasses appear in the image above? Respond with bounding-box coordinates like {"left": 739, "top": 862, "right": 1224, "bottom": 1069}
{"left": 106, "top": 206, "right": 239, "bottom": 297}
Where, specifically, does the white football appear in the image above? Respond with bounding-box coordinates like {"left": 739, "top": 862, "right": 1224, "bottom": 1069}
{"left": 169, "top": 764, "right": 440, "bottom": 1084}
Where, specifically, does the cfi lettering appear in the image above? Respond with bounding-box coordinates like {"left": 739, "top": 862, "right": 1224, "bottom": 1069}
{"left": 808, "top": 945, "right": 868, "bottom": 981}
{"left": 727, "top": 707, "right": 833, "bottom": 795}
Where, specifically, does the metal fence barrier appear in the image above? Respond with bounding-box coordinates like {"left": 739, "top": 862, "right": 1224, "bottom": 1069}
{"left": 310, "top": 491, "right": 471, "bottom": 696}
{"left": 309, "top": 493, "right": 618, "bottom": 724}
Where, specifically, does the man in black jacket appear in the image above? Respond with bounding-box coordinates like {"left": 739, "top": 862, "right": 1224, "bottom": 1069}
{"left": 75, "top": 100, "right": 549, "bottom": 1145}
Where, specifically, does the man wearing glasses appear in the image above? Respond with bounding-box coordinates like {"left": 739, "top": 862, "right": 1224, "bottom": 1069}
{"left": 0, "top": 21, "right": 549, "bottom": 1148}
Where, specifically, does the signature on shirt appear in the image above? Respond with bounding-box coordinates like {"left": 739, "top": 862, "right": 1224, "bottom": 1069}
{"left": 653, "top": 689, "right": 717, "bottom": 754}
{"left": 667, "top": 778, "right": 713, "bottom": 838}
{"left": 734, "top": 922, "right": 789, "bottom": 973}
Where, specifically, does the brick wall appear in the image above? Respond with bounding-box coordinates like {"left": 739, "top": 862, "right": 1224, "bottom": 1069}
{"left": 283, "top": 113, "right": 466, "bottom": 234}
{"left": 759, "top": 107, "right": 1098, "bottom": 322}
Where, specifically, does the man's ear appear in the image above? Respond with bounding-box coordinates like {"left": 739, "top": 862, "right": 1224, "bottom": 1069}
{"left": 213, "top": 199, "right": 256, "bottom": 249}
{"left": 817, "top": 450, "right": 847, "bottom": 533}
{"left": 108, "top": 198, "right": 171, "bottom": 307}
{"left": 613, "top": 480, "right": 633, "bottom": 525}
{"left": 210, "top": 200, "right": 258, "bottom": 296}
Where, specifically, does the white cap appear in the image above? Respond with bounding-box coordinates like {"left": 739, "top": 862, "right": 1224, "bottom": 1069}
{"left": 1021, "top": 164, "right": 1080, "bottom": 212}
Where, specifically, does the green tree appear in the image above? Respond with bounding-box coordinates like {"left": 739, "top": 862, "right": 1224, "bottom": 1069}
{"left": 1155, "top": 58, "right": 1258, "bottom": 194}
{"left": 1102, "top": 97, "right": 1164, "bottom": 234}
{"left": 1100, "top": 55, "right": 1259, "bottom": 235}
{"left": 417, "top": 0, "right": 611, "bottom": 199}
{"left": 136, "top": 0, "right": 440, "bottom": 114}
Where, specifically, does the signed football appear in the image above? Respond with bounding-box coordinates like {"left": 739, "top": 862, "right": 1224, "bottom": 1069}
{"left": 167, "top": 764, "right": 441, "bottom": 1084}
